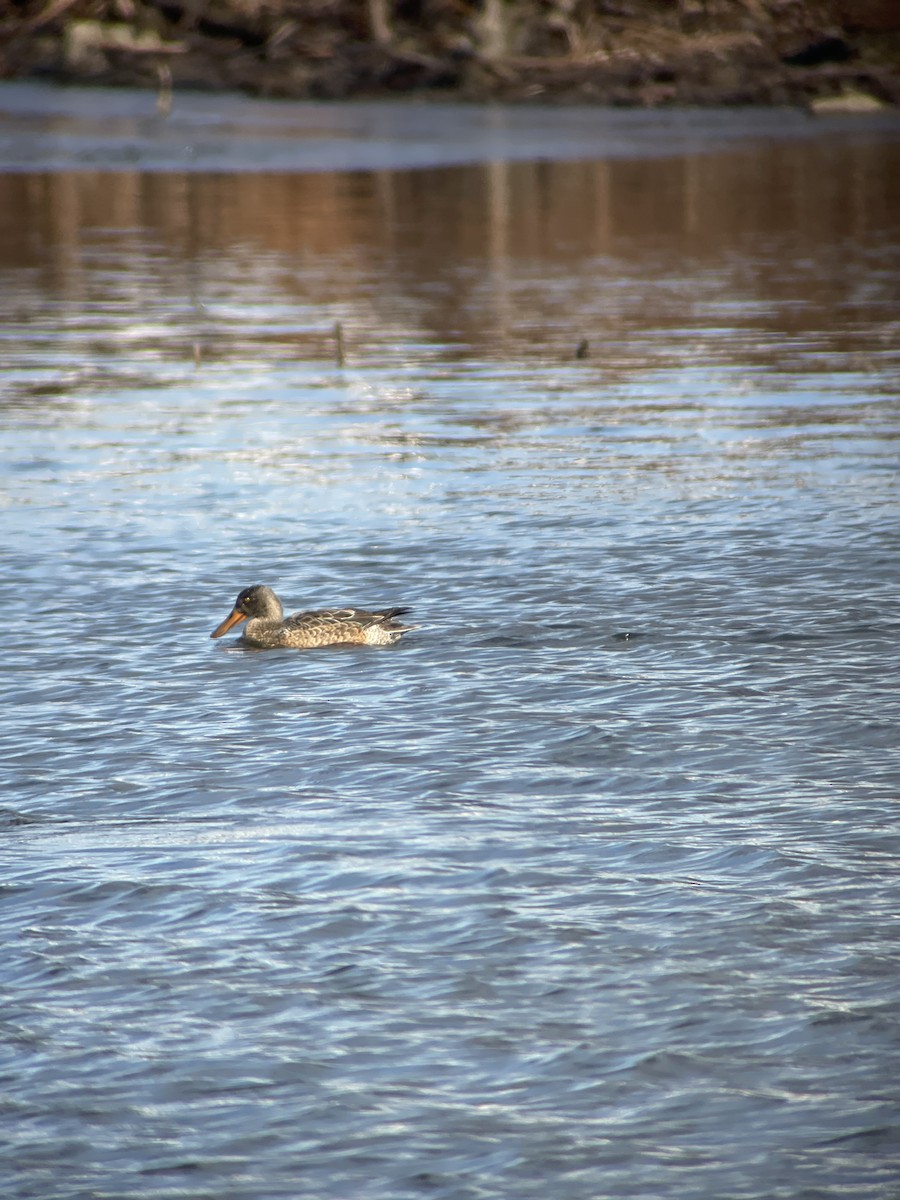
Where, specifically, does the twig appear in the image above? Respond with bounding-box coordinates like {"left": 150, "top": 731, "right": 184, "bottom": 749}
{"left": 156, "top": 63, "right": 172, "bottom": 117}
{"left": 333, "top": 321, "right": 346, "bottom": 368}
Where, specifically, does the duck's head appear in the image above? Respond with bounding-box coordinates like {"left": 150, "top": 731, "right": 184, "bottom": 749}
{"left": 210, "top": 584, "right": 282, "bottom": 638}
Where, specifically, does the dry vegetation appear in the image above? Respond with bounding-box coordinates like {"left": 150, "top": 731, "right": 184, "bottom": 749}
{"left": 2, "top": 0, "right": 899, "bottom": 106}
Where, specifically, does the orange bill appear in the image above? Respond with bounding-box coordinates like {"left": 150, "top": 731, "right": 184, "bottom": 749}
{"left": 210, "top": 608, "right": 247, "bottom": 639}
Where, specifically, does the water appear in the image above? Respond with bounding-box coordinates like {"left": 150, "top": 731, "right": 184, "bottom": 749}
{"left": 1, "top": 84, "right": 899, "bottom": 1200}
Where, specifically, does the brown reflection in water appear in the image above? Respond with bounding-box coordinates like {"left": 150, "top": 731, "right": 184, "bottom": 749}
{"left": 1, "top": 135, "right": 897, "bottom": 369}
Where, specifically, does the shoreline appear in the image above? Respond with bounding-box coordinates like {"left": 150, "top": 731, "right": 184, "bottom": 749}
{"left": 3, "top": 2, "right": 899, "bottom": 113}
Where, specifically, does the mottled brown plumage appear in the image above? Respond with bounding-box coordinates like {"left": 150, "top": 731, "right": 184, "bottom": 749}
{"left": 210, "top": 584, "right": 415, "bottom": 649}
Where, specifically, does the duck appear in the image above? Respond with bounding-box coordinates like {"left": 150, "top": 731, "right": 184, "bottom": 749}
{"left": 210, "top": 584, "right": 416, "bottom": 649}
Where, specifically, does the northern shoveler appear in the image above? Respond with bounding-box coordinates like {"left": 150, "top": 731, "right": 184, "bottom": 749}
{"left": 210, "top": 584, "right": 415, "bottom": 649}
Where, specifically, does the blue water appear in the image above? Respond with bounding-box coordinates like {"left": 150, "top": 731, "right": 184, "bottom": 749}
{"left": 1, "top": 85, "right": 899, "bottom": 1200}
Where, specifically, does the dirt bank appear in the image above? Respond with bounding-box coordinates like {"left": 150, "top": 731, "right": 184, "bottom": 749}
{"left": 3, "top": 1, "right": 900, "bottom": 108}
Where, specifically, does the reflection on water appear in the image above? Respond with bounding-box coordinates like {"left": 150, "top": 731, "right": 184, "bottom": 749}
{"left": 2, "top": 135, "right": 899, "bottom": 357}
{"left": 1, "top": 92, "right": 899, "bottom": 1200}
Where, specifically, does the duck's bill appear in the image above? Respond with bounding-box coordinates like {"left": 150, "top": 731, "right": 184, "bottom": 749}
{"left": 210, "top": 609, "right": 247, "bottom": 639}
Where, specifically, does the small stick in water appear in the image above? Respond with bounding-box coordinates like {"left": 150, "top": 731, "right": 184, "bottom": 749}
{"left": 334, "top": 321, "right": 346, "bottom": 367}
{"left": 156, "top": 64, "right": 173, "bottom": 118}
{"left": 575, "top": 338, "right": 589, "bottom": 359}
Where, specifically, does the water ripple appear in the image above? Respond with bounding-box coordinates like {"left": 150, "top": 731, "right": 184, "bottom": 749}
{"left": 2, "top": 102, "right": 900, "bottom": 1200}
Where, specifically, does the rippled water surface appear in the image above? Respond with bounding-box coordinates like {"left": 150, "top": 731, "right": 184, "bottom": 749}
{"left": 1, "top": 84, "right": 899, "bottom": 1200}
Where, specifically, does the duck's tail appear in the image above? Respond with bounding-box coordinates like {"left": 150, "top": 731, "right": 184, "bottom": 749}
{"left": 379, "top": 606, "right": 418, "bottom": 633}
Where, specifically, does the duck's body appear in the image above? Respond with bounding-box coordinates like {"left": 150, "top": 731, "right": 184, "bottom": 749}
{"left": 211, "top": 584, "right": 415, "bottom": 649}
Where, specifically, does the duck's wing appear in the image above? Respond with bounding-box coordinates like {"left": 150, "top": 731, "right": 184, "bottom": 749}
{"left": 285, "top": 607, "right": 414, "bottom": 631}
